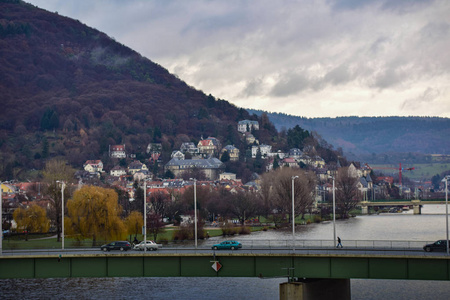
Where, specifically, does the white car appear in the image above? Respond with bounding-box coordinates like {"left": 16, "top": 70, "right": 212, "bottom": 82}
{"left": 133, "top": 240, "right": 160, "bottom": 251}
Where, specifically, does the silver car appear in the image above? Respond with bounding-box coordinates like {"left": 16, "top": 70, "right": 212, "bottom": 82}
{"left": 133, "top": 240, "right": 160, "bottom": 251}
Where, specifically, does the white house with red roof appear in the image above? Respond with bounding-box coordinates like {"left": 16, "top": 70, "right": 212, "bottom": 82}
{"left": 83, "top": 160, "right": 103, "bottom": 173}
{"left": 109, "top": 145, "right": 126, "bottom": 158}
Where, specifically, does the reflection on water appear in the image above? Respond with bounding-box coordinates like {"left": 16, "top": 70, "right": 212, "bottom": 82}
{"left": 1, "top": 205, "right": 449, "bottom": 299}
{"left": 2, "top": 277, "right": 450, "bottom": 300}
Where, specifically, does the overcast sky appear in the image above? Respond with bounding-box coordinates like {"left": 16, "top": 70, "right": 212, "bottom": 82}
{"left": 26, "top": 0, "right": 450, "bottom": 118}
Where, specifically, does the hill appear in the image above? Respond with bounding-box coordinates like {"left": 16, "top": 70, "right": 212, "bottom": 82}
{"left": 1, "top": 0, "right": 270, "bottom": 179}
{"left": 247, "top": 110, "right": 450, "bottom": 157}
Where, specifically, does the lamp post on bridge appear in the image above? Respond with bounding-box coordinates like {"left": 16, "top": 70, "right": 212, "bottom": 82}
{"left": 330, "top": 175, "right": 337, "bottom": 247}
{"left": 291, "top": 176, "right": 298, "bottom": 252}
{"left": 144, "top": 180, "right": 147, "bottom": 253}
{"left": 56, "top": 181, "right": 66, "bottom": 250}
{"left": 194, "top": 179, "right": 197, "bottom": 249}
{"left": 0, "top": 182, "right": 3, "bottom": 255}
{"left": 443, "top": 176, "right": 449, "bottom": 256}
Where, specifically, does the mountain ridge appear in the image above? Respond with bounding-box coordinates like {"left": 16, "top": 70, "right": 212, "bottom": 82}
{"left": 247, "top": 110, "right": 450, "bottom": 156}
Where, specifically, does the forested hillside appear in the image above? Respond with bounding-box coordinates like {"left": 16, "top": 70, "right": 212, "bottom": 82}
{"left": 0, "top": 0, "right": 265, "bottom": 179}
{"left": 248, "top": 110, "right": 450, "bottom": 156}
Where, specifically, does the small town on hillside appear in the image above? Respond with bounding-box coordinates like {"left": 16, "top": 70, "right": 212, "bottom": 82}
{"left": 1, "top": 119, "right": 447, "bottom": 234}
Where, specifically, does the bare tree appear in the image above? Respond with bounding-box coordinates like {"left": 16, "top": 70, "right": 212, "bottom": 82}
{"left": 42, "top": 159, "right": 75, "bottom": 242}
{"left": 262, "top": 167, "right": 316, "bottom": 225}
{"left": 226, "top": 190, "right": 262, "bottom": 225}
{"left": 335, "top": 167, "right": 360, "bottom": 218}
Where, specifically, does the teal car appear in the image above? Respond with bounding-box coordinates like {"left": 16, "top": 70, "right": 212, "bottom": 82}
{"left": 212, "top": 240, "right": 242, "bottom": 250}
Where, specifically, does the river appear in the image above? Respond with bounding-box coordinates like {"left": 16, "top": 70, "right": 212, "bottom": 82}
{"left": 1, "top": 205, "right": 450, "bottom": 299}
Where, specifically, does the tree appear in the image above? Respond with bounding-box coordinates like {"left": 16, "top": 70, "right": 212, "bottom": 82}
{"left": 220, "top": 150, "right": 230, "bottom": 163}
{"left": 13, "top": 204, "right": 50, "bottom": 240}
{"left": 147, "top": 213, "right": 165, "bottom": 241}
{"left": 335, "top": 167, "right": 360, "bottom": 218}
{"left": 287, "top": 125, "right": 310, "bottom": 149}
{"left": 262, "top": 167, "right": 316, "bottom": 225}
{"left": 226, "top": 190, "right": 262, "bottom": 225}
{"left": 125, "top": 210, "right": 143, "bottom": 241}
{"left": 65, "top": 185, "right": 125, "bottom": 246}
{"left": 42, "top": 159, "right": 75, "bottom": 242}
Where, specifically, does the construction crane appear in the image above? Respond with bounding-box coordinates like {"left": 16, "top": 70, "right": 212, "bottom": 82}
{"left": 365, "top": 163, "right": 415, "bottom": 187}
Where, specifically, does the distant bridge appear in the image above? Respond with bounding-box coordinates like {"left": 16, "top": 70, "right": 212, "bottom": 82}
{"left": 360, "top": 199, "right": 448, "bottom": 214}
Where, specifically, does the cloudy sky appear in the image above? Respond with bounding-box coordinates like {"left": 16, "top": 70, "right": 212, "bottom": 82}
{"left": 27, "top": 0, "right": 450, "bottom": 118}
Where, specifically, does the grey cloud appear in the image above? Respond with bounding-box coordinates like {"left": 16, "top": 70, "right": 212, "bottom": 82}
{"left": 270, "top": 72, "right": 310, "bottom": 97}
{"left": 240, "top": 78, "right": 264, "bottom": 98}
{"left": 323, "top": 64, "right": 352, "bottom": 86}
{"left": 401, "top": 87, "right": 440, "bottom": 110}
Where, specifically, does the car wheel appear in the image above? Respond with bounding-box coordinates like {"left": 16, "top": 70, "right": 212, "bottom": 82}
{"left": 213, "top": 246, "right": 218, "bottom": 250}
{"left": 102, "top": 248, "right": 107, "bottom": 252}
{"left": 425, "top": 247, "right": 432, "bottom": 252}
{"left": 120, "top": 247, "right": 124, "bottom": 251}
{"left": 231, "top": 246, "right": 235, "bottom": 250}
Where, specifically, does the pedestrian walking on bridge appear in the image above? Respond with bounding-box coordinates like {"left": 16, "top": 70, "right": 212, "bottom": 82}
{"left": 336, "top": 237, "right": 343, "bottom": 248}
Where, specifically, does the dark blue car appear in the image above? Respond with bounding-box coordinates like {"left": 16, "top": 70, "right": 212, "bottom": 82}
{"left": 212, "top": 240, "right": 242, "bottom": 250}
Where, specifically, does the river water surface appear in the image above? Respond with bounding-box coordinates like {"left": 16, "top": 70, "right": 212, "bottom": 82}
{"left": 1, "top": 205, "right": 450, "bottom": 299}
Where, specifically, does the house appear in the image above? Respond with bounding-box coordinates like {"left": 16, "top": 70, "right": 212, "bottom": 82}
{"left": 83, "top": 160, "right": 103, "bottom": 173}
{"left": 251, "top": 144, "right": 272, "bottom": 158}
{"left": 220, "top": 172, "right": 237, "bottom": 180}
{"left": 165, "top": 158, "right": 225, "bottom": 180}
{"left": 128, "top": 160, "right": 148, "bottom": 175}
{"left": 146, "top": 143, "right": 162, "bottom": 154}
{"left": 180, "top": 142, "right": 199, "bottom": 154}
{"left": 110, "top": 166, "right": 127, "bottom": 177}
{"left": 244, "top": 132, "right": 257, "bottom": 144}
{"left": 238, "top": 120, "right": 259, "bottom": 133}
{"left": 221, "top": 145, "right": 240, "bottom": 161}
{"left": 110, "top": 145, "right": 126, "bottom": 158}
{"left": 311, "top": 156, "right": 326, "bottom": 168}
{"left": 171, "top": 150, "right": 185, "bottom": 160}
{"left": 133, "top": 170, "right": 150, "bottom": 182}
{"left": 289, "top": 148, "right": 303, "bottom": 158}
{"left": 280, "top": 157, "right": 299, "bottom": 168}
{"left": 197, "top": 137, "right": 221, "bottom": 157}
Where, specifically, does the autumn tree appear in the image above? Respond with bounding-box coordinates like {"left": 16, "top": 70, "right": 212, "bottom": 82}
{"left": 42, "top": 159, "right": 75, "bottom": 242}
{"left": 125, "top": 210, "right": 143, "bottom": 241}
{"left": 65, "top": 185, "right": 125, "bottom": 246}
{"left": 335, "top": 167, "right": 360, "bottom": 218}
{"left": 13, "top": 204, "right": 50, "bottom": 240}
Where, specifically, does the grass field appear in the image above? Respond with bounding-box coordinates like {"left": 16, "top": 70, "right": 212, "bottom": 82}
{"left": 369, "top": 163, "right": 450, "bottom": 181}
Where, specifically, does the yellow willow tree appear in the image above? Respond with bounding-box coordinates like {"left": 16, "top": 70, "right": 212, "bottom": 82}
{"left": 125, "top": 210, "right": 143, "bottom": 242}
{"left": 13, "top": 204, "right": 50, "bottom": 241}
{"left": 65, "top": 185, "right": 125, "bottom": 246}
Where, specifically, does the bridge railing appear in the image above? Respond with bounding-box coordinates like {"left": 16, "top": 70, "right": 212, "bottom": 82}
{"left": 198, "top": 239, "right": 430, "bottom": 251}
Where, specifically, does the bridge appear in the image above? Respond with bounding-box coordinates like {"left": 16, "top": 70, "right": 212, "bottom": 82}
{"left": 360, "top": 199, "right": 448, "bottom": 215}
{"left": 1, "top": 251, "right": 449, "bottom": 299}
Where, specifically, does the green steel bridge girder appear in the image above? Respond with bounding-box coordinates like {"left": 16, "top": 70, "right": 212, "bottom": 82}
{"left": 1, "top": 254, "right": 450, "bottom": 281}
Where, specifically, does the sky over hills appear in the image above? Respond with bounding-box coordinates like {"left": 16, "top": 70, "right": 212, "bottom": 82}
{"left": 26, "top": 0, "right": 450, "bottom": 118}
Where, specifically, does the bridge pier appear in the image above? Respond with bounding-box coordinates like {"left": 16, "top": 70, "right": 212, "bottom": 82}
{"left": 280, "top": 279, "right": 351, "bottom": 300}
{"left": 411, "top": 200, "right": 421, "bottom": 215}
{"left": 360, "top": 201, "right": 369, "bottom": 215}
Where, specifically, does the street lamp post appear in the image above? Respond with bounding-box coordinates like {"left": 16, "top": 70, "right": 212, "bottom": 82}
{"left": 0, "top": 182, "right": 3, "bottom": 255}
{"left": 56, "top": 181, "right": 66, "bottom": 250}
{"left": 291, "top": 176, "right": 298, "bottom": 252}
{"left": 144, "top": 180, "right": 147, "bottom": 253}
{"left": 444, "top": 176, "right": 449, "bottom": 255}
{"left": 331, "top": 176, "right": 336, "bottom": 247}
{"left": 194, "top": 179, "right": 197, "bottom": 249}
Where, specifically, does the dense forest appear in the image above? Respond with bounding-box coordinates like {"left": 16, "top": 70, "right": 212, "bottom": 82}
{"left": 248, "top": 110, "right": 450, "bottom": 158}
{"left": 0, "top": 0, "right": 345, "bottom": 181}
